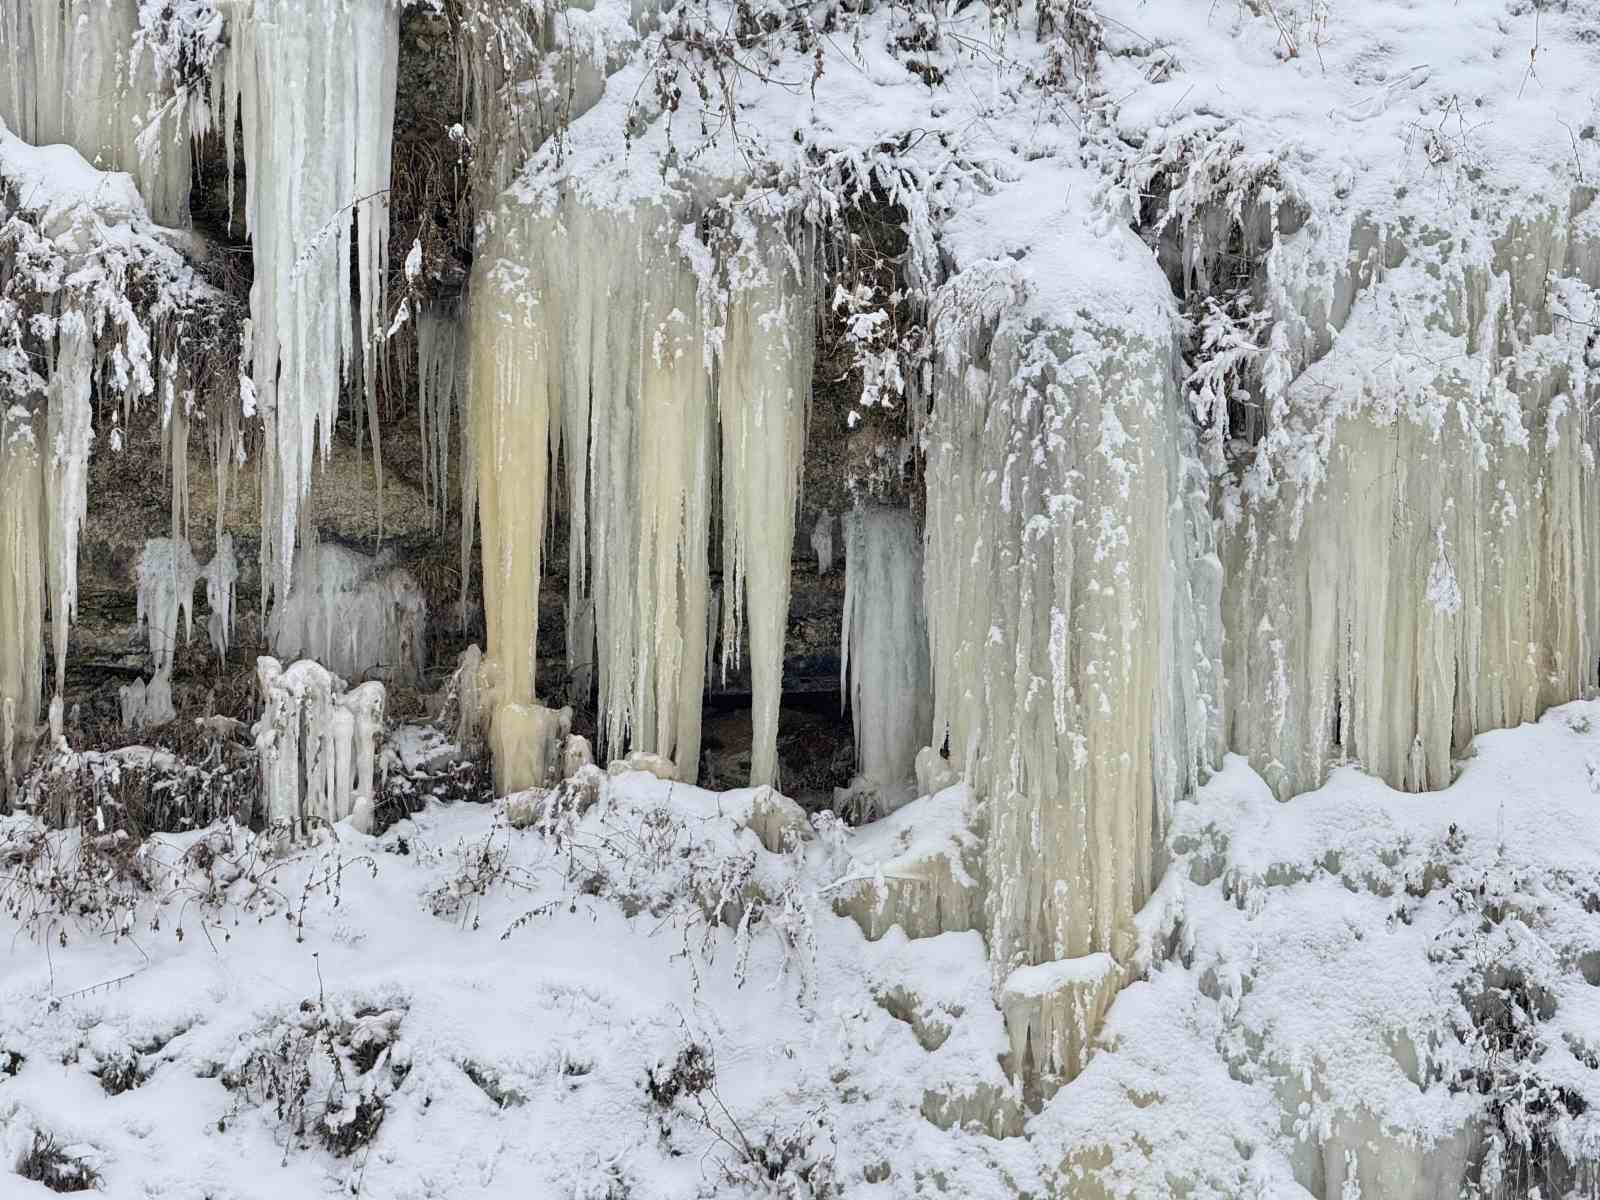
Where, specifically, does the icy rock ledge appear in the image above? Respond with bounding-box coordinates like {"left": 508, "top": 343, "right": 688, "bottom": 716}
{"left": 830, "top": 785, "right": 985, "bottom": 942}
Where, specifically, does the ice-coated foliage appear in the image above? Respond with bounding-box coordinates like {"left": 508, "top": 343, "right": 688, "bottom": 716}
{"left": 0, "top": 124, "right": 224, "bottom": 762}
{"left": 1, "top": 0, "right": 199, "bottom": 225}
{"left": 253, "top": 655, "right": 386, "bottom": 836}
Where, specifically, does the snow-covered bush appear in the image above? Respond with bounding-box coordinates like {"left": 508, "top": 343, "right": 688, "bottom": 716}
{"left": 14, "top": 1130, "right": 99, "bottom": 1193}
{"left": 222, "top": 998, "right": 410, "bottom": 1161}
{"left": 644, "top": 1038, "right": 838, "bottom": 1199}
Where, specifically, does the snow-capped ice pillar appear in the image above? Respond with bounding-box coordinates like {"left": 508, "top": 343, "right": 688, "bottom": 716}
{"left": 1224, "top": 203, "right": 1600, "bottom": 798}
{"left": 0, "top": 0, "right": 198, "bottom": 225}
{"left": 840, "top": 505, "right": 930, "bottom": 814}
{"left": 216, "top": 0, "right": 400, "bottom": 606}
{"left": 924, "top": 264, "right": 1221, "bottom": 983}
{"left": 718, "top": 227, "right": 814, "bottom": 788}
{"left": 0, "top": 408, "right": 45, "bottom": 801}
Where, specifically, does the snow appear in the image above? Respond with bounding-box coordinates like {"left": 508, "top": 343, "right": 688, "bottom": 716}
{"left": 0, "top": 763, "right": 1044, "bottom": 1199}
{"left": 6, "top": 706, "right": 1599, "bottom": 1195}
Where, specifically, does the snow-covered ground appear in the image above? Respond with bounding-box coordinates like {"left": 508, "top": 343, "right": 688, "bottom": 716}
{"left": 4, "top": 703, "right": 1600, "bottom": 1198}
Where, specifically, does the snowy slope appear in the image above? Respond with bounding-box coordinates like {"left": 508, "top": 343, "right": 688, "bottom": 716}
{"left": 3, "top": 703, "right": 1600, "bottom": 1197}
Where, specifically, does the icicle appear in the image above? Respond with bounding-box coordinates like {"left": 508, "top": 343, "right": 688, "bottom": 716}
{"left": 219, "top": 0, "right": 401, "bottom": 606}
{"left": 129, "top": 538, "right": 203, "bottom": 729}
{"left": 205, "top": 534, "right": 238, "bottom": 660}
{"left": 126, "top": 535, "right": 239, "bottom": 729}
{"left": 0, "top": 0, "right": 197, "bottom": 225}
{"left": 718, "top": 226, "right": 814, "bottom": 788}
{"left": 418, "top": 304, "right": 467, "bottom": 528}
{"left": 0, "top": 407, "right": 45, "bottom": 803}
{"left": 839, "top": 505, "right": 931, "bottom": 817}
{"left": 811, "top": 510, "right": 834, "bottom": 575}
{"left": 267, "top": 538, "right": 428, "bottom": 686}
{"left": 44, "top": 321, "right": 94, "bottom": 733}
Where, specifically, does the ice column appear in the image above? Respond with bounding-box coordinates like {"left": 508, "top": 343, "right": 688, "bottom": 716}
{"left": 924, "top": 273, "right": 1221, "bottom": 990}
{"left": 717, "top": 227, "right": 814, "bottom": 788}
{"left": 1223, "top": 204, "right": 1600, "bottom": 798}
{"left": 252, "top": 655, "right": 386, "bottom": 835}
{"left": 215, "top": 0, "right": 400, "bottom": 605}
{"left": 0, "top": 408, "right": 44, "bottom": 802}
{"left": 839, "top": 505, "right": 930, "bottom": 816}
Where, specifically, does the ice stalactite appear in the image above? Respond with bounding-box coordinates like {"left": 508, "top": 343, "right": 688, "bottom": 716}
{"left": 123, "top": 536, "right": 238, "bottom": 729}
{"left": 418, "top": 304, "right": 467, "bottom": 528}
{"left": 205, "top": 534, "right": 238, "bottom": 661}
{"left": 213, "top": 0, "right": 400, "bottom": 606}
{"left": 42, "top": 321, "right": 93, "bottom": 742}
{"left": 1223, "top": 202, "right": 1600, "bottom": 799}
{"left": 923, "top": 261, "right": 1221, "bottom": 1023}
{"left": 716, "top": 226, "right": 814, "bottom": 788}
{"left": 0, "top": 0, "right": 201, "bottom": 226}
{"left": 469, "top": 198, "right": 714, "bottom": 787}
{"left": 0, "top": 408, "right": 44, "bottom": 804}
{"left": 467, "top": 190, "right": 815, "bottom": 793}
{"left": 267, "top": 538, "right": 428, "bottom": 686}
{"left": 837, "top": 505, "right": 930, "bottom": 818}
{"left": 811, "top": 511, "right": 833, "bottom": 575}
{"left": 253, "top": 655, "right": 386, "bottom": 836}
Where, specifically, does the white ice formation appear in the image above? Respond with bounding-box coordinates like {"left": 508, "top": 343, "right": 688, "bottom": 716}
{"left": 123, "top": 535, "right": 239, "bottom": 729}
{"left": 0, "top": 406, "right": 44, "bottom": 803}
{"left": 839, "top": 505, "right": 930, "bottom": 816}
{"left": 212, "top": 0, "right": 400, "bottom": 605}
{"left": 417, "top": 302, "right": 468, "bottom": 531}
{"left": 1219, "top": 203, "right": 1600, "bottom": 800}
{"left": 253, "top": 655, "right": 386, "bottom": 835}
{"left": 811, "top": 510, "right": 834, "bottom": 576}
{"left": 0, "top": 0, "right": 205, "bottom": 225}
{"left": 267, "top": 539, "right": 428, "bottom": 686}
{"left": 923, "top": 238, "right": 1222, "bottom": 979}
